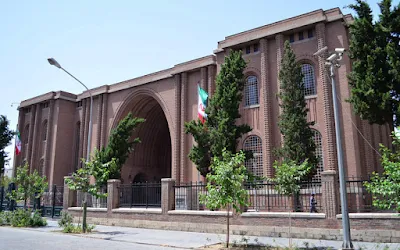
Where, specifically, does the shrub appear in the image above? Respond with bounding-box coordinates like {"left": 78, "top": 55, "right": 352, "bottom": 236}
{"left": 0, "top": 209, "right": 47, "bottom": 227}
{"left": 58, "top": 211, "right": 95, "bottom": 233}
{"left": 58, "top": 211, "right": 73, "bottom": 228}
{"left": 0, "top": 211, "right": 12, "bottom": 226}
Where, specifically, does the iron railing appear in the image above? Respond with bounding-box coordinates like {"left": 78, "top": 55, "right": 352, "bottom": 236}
{"left": 76, "top": 186, "right": 107, "bottom": 208}
{"left": 174, "top": 182, "right": 209, "bottom": 210}
{"left": 119, "top": 182, "right": 161, "bottom": 208}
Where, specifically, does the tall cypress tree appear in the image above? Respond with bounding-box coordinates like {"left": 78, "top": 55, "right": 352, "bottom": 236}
{"left": 185, "top": 50, "right": 252, "bottom": 177}
{"left": 347, "top": 0, "right": 400, "bottom": 132}
{"left": 276, "top": 40, "right": 318, "bottom": 178}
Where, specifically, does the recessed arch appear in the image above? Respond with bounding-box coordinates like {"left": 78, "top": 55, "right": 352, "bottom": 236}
{"left": 243, "top": 135, "right": 263, "bottom": 177}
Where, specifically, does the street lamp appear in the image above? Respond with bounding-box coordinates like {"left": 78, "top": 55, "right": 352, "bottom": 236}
{"left": 47, "top": 58, "right": 93, "bottom": 163}
{"left": 313, "top": 47, "right": 353, "bottom": 250}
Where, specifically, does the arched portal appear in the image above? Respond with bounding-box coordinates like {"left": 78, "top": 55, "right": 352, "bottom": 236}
{"left": 115, "top": 94, "right": 172, "bottom": 184}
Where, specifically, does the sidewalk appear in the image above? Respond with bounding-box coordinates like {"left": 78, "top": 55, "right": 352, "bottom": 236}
{"left": 28, "top": 219, "right": 400, "bottom": 250}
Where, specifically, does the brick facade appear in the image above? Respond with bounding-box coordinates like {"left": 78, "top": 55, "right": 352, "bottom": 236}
{"left": 15, "top": 7, "right": 391, "bottom": 187}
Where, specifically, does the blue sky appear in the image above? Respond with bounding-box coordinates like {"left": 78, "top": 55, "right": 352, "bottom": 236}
{"left": 0, "top": 0, "right": 391, "bottom": 170}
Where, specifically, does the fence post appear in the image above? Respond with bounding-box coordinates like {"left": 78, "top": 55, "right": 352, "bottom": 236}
{"left": 51, "top": 184, "right": 56, "bottom": 218}
{"left": 9, "top": 182, "right": 16, "bottom": 211}
{"left": 161, "top": 178, "right": 175, "bottom": 214}
{"left": 0, "top": 186, "right": 4, "bottom": 212}
{"left": 63, "top": 176, "right": 75, "bottom": 211}
{"left": 107, "top": 179, "right": 121, "bottom": 214}
{"left": 321, "top": 170, "right": 339, "bottom": 218}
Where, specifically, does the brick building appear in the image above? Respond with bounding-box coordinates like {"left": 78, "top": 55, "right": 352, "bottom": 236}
{"left": 14, "top": 7, "right": 391, "bottom": 187}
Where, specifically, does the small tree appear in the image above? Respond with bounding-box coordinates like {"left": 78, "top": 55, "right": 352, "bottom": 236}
{"left": 65, "top": 158, "right": 114, "bottom": 233}
{"left": 0, "top": 115, "right": 14, "bottom": 175}
{"left": 200, "top": 149, "right": 249, "bottom": 248}
{"left": 267, "top": 160, "right": 312, "bottom": 247}
{"left": 364, "top": 132, "right": 400, "bottom": 213}
{"left": 185, "top": 50, "right": 252, "bottom": 177}
{"left": 10, "top": 163, "right": 48, "bottom": 209}
{"left": 95, "top": 112, "right": 145, "bottom": 183}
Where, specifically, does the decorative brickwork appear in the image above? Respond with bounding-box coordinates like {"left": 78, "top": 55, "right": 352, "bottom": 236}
{"left": 174, "top": 74, "right": 181, "bottom": 183}
{"left": 361, "top": 120, "right": 374, "bottom": 175}
{"left": 101, "top": 93, "right": 108, "bottom": 147}
{"left": 180, "top": 72, "right": 188, "bottom": 183}
{"left": 44, "top": 100, "right": 54, "bottom": 178}
{"left": 260, "top": 38, "right": 273, "bottom": 177}
{"left": 207, "top": 65, "right": 215, "bottom": 98}
{"left": 321, "top": 170, "right": 338, "bottom": 218}
{"left": 316, "top": 23, "right": 337, "bottom": 172}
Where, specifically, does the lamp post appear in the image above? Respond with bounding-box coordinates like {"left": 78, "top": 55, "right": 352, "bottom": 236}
{"left": 47, "top": 58, "right": 93, "bottom": 162}
{"left": 314, "top": 47, "right": 353, "bottom": 250}
{"left": 47, "top": 58, "right": 92, "bottom": 233}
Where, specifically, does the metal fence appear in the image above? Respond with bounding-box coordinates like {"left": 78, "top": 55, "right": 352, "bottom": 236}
{"left": 0, "top": 183, "right": 64, "bottom": 218}
{"left": 174, "top": 181, "right": 323, "bottom": 212}
{"left": 119, "top": 182, "right": 161, "bottom": 208}
{"left": 76, "top": 186, "right": 107, "bottom": 208}
{"left": 342, "top": 177, "right": 395, "bottom": 213}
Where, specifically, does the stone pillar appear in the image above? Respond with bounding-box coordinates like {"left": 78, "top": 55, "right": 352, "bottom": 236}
{"left": 316, "top": 23, "right": 337, "bottom": 172}
{"left": 30, "top": 104, "right": 41, "bottom": 171}
{"left": 96, "top": 95, "right": 103, "bottom": 150}
{"left": 321, "top": 170, "right": 339, "bottom": 218}
{"left": 100, "top": 93, "right": 108, "bottom": 148}
{"left": 174, "top": 74, "right": 181, "bottom": 184}
{"left": 44, "top": 100, "right": 54, "bottom": 178}
{"left": 63, "top": 176, "right": 75, "bottom": 210}
{"left": 161, "top": 178, "right": 175, "bottom": 214}
{"left": 207, "top": 65, "right": 215, "bottom": 99}
{"left": 180, "top": 72, "right": 188, "bottom": 184}
{"left": 107, "top": 179, "right": 121, "bottom": 213}
{"left": 260, "top": 38, "right": 273, "bottom": 178}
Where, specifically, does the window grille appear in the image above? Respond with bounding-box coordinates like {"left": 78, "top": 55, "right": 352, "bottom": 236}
{"left": 243, "top": 136, "right": 263, "bottom": 177}
{"left": 301, "top": 64, "right": 316, "bottom": 96}
{"left": 312, "top": 130, "right": 324, "bottom": 182}
{"left": 245, "top": 76, "right": 259, "bottom": 106}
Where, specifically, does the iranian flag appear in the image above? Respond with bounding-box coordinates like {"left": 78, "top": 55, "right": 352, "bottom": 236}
{"left": 197, "top": 85, "right": 208, "bottom": 124}
{"left": 15, "top": 130, "right": 22, "bottom": 155}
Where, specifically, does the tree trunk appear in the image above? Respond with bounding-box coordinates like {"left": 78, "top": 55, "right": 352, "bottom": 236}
{"left": 82, "top": 192, "right": 87, "bottom": 233}
{"left": 226, "top": 205, "right": 230, "bottom": 248}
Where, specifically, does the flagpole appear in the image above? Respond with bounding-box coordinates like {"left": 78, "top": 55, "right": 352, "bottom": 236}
{"left": 197, "top": 83, "right": 200, "bottom": 183}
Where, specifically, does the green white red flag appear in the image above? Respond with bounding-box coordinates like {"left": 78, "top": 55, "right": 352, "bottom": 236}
{"left": 15, "top": 130, "right": 22, "bottom": 155}
{"left": 197, "top": 84, "right": 208, "bottom": 124}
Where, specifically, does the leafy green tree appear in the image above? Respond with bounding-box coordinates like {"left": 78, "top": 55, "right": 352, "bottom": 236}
{"left": 364, "top": 132, "right": 400, "bottom": 212}
{"left": 200, "top": 149, "right": 249, "bottom": 248}
{"left": 267, "top": 160, "right": 312, "bottom": 247}
{"left": 65, "top": 158, "right": 114, "bottom": 233}
{"left": 347, "top": 0, "right": 400, "bottom": 132}
{"left": 0, "top": 115, "right": 14, "bottom": 175}
{"left": 10, "top": 163, "right": 48, "bottom": 209}
{"left": 185, "top": 50, "right": 252, "bottom": 177}
{"left": 95, "top": 112, "right": 145, "bottom": 183}
{"left": 276, "top": 40, "right": 318, "bottom": 176}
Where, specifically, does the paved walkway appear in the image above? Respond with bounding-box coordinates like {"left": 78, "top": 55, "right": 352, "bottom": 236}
{"left": 2, "top": 219, "right": 399, "bottom": 250}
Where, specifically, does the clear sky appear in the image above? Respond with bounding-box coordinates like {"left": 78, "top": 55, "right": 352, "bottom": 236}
{"left": 0, "top": 0, "right": 391, "bottom": 170}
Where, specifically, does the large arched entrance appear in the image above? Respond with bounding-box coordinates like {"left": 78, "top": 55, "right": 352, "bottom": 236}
{"left": 116, "top": 94, "right": 172, "bottom": 185}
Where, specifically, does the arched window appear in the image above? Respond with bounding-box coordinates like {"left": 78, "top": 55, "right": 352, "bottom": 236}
{"left": 42, "top": 120, "right": 48, "bottom": 141}
{"left": 245, "top": 76, "right": 259, "bottom": 106}
{"left": 312, "top": 130, "right": 324, "bottom": 182}
{"left": 243, "top": 135, "right": 263, "bottom": 177}
{"left": 301, "top": 64, "right": 316, "bottom": 96}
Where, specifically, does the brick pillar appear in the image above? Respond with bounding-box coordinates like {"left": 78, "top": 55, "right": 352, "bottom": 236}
{"left": 316, "top": 23, "right": 337, "bottom": 172}
{"left": 27, "top": 105, "right": 36, "bottom": 168}
{"left": 80, "top": 99, "right": 87, "bottom": 166}
{"left": 83, "top": 99, "right": 90, "bottom": 160}
{"left": 44, "top": 100, "right": 54, "bottom": 178}
{"left": 100, "top": 93, "right": 108, "bottom": 148}
{"left": 107, "top": 179, "right": 120, "bottom": 213}
{"left": 361, "top": 120, "right": 374, "bottom": 176}
{"left": 260, "top": 38, "right": 273, "bottom": 178}
{"left": 180, "top": 72, "right": 188, "bottom": 183}
{"left": 275, "top": 34, "right": 284, "bottom": 146}
{"left": 201, "top": 67, "right": 207, "bottom": 92}
{"left": 207, "top": 65, "right": 215, "bottom": 99}
{"left": 321, "top": 170, "right": 338, "bottom": 218}
{"left": 96, "top": 95, "right": 103, "bottom": 150}
{"left": 174, "top": 74, "right": 181, "bottom": 184}
{"left": 63, "top": 176, "right": 75, "bottom": 210}
{"left": 30, "top": 104, "right": 41, "bottom": 172}
{"left": 161, "top": 178, "right": 175, "bottom": 214}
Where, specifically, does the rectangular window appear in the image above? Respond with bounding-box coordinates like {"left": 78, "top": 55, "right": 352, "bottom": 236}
{"left": 41, "top": 102, "right": 49, "bottom": 109}
{"left": 25, "top": 107, "right": 31, "bottom": 113}
{"left": 298, "top": 32, "right": 304, "bottom": 41}
{"left": 246, "top": 46, "right": 251, "bottom": 54}
{"left": 308, "top": 29, "right": 314, "bottom": 38}
{"left": 253, "top": 44, "right": 259, "bottom": 52}
{"left": 289, "top": 34, "right": 295, "bottom": 43}
{"left": 76, "top": 101, "right": 82, "bottom": 108}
